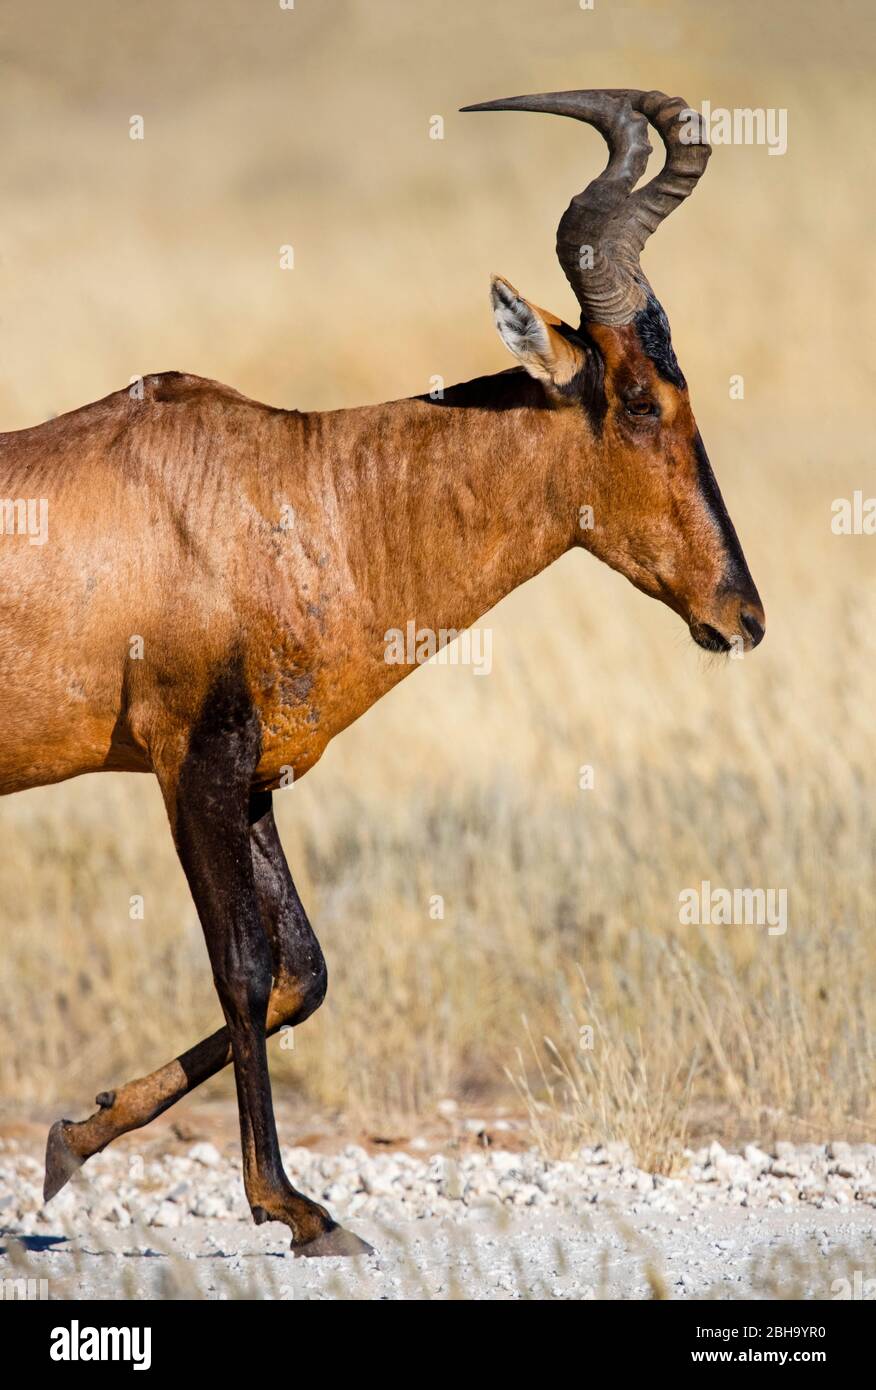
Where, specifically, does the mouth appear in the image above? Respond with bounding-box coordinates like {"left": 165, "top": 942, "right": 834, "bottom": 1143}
{"left": 689, "top": 621, "right": 733, "bottom": 653}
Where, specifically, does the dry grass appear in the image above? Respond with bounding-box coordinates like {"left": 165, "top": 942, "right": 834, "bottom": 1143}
{"left": 0, "top": 1, "right": 873, "bottom": 1163}
{"left": 508, "top": 979, "right": 696, "bottom": 1174}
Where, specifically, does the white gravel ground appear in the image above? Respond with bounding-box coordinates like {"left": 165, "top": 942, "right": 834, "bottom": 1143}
{"left": 2, "top": 1138, "right": 875, "bottom": 1299}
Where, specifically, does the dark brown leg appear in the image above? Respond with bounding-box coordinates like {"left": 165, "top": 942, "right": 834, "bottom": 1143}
{"left": 45, "top": 666, "right": 369, "bottom": 1257}
{"left": 44, "top": 796, "right": 326, "bottom": 1191}
{"left": 249, "top": 789, "right": 328, "bottom": 1022}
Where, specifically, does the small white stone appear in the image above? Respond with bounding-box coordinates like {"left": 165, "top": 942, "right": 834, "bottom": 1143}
{"left": 187, "top": 1142, "right": 222, "bottom": 1168}
{"left": 193, "top": 1195, "right": 225, "bottom": 1219}
{"left": 151, "top": 1200, "right": 182, "bottom": 1228}
{"left": 744, "top": 1144, "right": 771, "bottom": 1168}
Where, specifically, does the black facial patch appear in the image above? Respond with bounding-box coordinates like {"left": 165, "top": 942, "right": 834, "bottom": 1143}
{"left": 692, "top": 431, "right": 756, "bottom": 595}
{"left": 634, "top": 294, "right": 686, "bottom": 390}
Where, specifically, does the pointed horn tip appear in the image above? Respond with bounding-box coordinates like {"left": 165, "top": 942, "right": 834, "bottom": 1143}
{"left": 460, "top": 99, "right": 520, "bottom": 113}
{"left": 460, "top": 94, "right": 563, "bottom": 114}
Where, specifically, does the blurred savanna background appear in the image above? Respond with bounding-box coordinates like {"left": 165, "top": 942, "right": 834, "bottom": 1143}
{"left": 0, "top": 0, "right": 873, "bottom": 1166}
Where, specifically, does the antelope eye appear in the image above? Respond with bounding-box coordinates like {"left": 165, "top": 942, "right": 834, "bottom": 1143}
{"left": 625, "top": 398, "right": 659, "bottom": 418}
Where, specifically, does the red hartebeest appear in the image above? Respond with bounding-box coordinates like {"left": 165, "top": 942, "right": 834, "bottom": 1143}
{"left": 0, "top": 89, "right": 763, "bottom": 1255}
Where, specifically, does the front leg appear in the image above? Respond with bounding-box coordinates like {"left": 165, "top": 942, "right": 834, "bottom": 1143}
{"left": 159, "top": 658, "right": 369, "bottom": 1256}
{"left": 43, "top": 793, "right": 329, "bottom": 1198}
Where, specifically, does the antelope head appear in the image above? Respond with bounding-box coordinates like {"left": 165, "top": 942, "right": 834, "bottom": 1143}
{"left": 463, "top": 89, "right": 765, "bottom": 653}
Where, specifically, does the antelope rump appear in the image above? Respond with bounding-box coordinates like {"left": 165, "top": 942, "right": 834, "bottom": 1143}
{"left": 0, "top": 88, "right": 764, "bottom": 1255}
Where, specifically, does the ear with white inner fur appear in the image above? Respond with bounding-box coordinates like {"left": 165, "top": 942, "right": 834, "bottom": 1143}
{"left": 490, "top": 275, "right": 585, "bottom": 390}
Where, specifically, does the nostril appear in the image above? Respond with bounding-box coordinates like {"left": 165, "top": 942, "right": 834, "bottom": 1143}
{"left": 740, "top": 610, "right": 765, "bottom": 648}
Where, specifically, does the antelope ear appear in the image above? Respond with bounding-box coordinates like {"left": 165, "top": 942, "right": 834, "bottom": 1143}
{"left": 490, "top": 275, "right": 584, "bottom": 390}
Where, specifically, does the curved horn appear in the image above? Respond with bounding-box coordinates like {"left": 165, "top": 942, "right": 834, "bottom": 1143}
{"left": 460, "top": 89, "right": 711, "bottom": 327}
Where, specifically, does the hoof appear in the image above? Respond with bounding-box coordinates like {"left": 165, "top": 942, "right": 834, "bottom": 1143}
{"left": 44, "top": 1120, "right": 83, "bottom": 1202}
{"left": 292, "top": 1225, "right": 374, "bottom": 1259}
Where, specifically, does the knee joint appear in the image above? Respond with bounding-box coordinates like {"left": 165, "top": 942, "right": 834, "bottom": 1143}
{"left": 274, "top": 953, "right": 327, "bottom": 1029}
